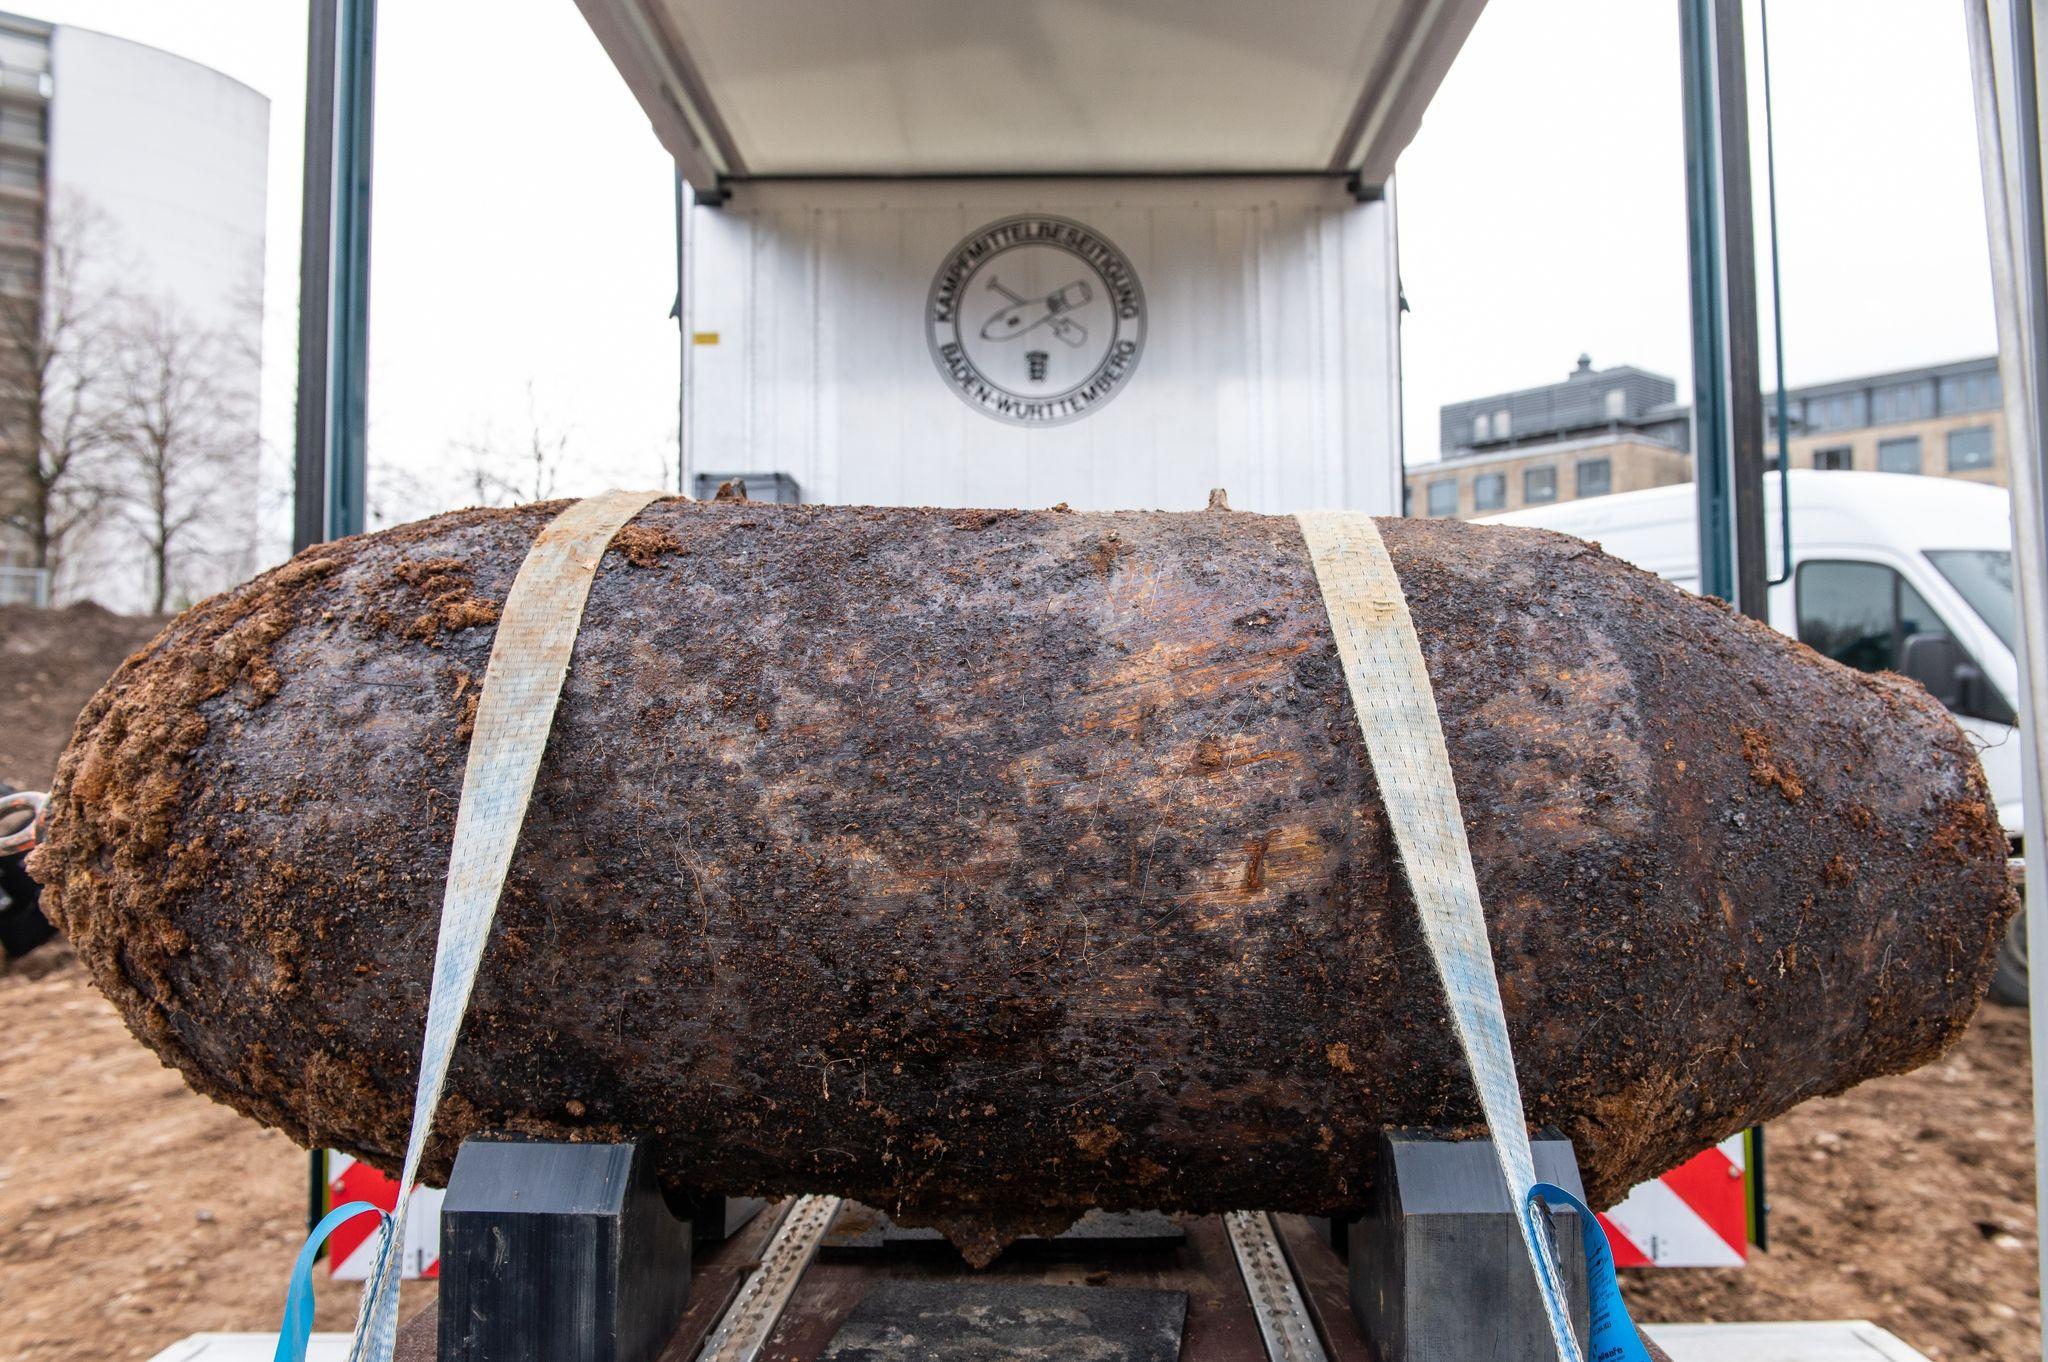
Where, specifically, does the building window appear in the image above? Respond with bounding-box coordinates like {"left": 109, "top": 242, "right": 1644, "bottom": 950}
{"left": 0, "top": 107, "right": 39, "bottom": 147}
{"left": 1877, "top": 436, "right": 1922, "bottom": 475}
{"left": 1948, "top": 425, "right": 1995, "bottom": 472}
{"left": 1472, "top": 414, "right": 1489, "bottom": 443}
{"left": 1493, "top": 408, "right": 1512, "bottom": 439}
{"left": 1472, "top": 472, "right": 1506, "bottom": 512}
{"left": 1806, "top": 392, "right": 1867, "bottom": 432}
{"left": 1427, "top": 479, "right": 1458, "bottom": 517}
{"left": 1939, "top": 370, "right": 2001, "bottom": 414}
{"left": 1813, "top": 446, "right": 1853, "bottom": 471}
{"left": 0, "top": 150, "right": 35, "bottom": 189}
{"left": 1575, "top": 457, "right": 1612, "bottom": 498}
{"left": 0, "top": 33, "right": 49, "bottom": 77}
{"left": 1871, "top": 381, "right": 1934, "bottom": 425}
{"left": 1524, "top": 465, "right": 1558, "bottom": 504}
{"left": 1603, "top": 388, "right": 1627, "bottom": 420}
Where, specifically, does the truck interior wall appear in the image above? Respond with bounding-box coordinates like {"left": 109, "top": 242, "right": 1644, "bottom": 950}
{"left": 682, "top": 177, "right": 1402, "bottom": 515}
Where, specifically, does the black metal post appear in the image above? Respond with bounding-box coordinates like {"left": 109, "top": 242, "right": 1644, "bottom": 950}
{"left": 673, "top": 171, "right": 688, "bottom": 495}
{"left": 291, "top": 0, "right": 336, "bottom": 554}
{"left": 294, "top": 0, "right": 376, "bottom": 1232}
{"left": 1677, "top": 0, "right": 1767, "bottom": 619}
{"left": 292, "top": 0, "right": 376, "bottom": 552}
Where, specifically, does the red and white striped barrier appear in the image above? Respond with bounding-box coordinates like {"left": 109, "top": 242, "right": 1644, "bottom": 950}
{"left": 324, "top": 1152, "right": 442, "bottom": 1281}
{"left": 1599, "top": 1134, "right": 1750, "bottom": 1268}
{"left": 326, "top": 1138, "right": 1753, "bottom": 1276}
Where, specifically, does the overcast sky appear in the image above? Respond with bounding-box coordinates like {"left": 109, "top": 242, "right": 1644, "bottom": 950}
{"left": 18, "top": 0, "right": 2000, "bottom": 530}
{"left": 1400, "top": 0, "right": 1996, "bottom": 463}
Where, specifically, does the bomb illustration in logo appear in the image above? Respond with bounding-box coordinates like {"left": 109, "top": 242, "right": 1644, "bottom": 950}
{"left": 927, "top": 216, "right": 1146, "bottom": 427}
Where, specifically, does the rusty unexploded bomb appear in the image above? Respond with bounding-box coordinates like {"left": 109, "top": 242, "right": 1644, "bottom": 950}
{"left": 33, "top": 499, "right": 2015, "bottom": 1262}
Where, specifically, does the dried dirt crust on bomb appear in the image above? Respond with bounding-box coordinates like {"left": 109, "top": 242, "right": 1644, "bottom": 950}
{"left": 31, "top": 500, "right": 2014, "bottom": 1265}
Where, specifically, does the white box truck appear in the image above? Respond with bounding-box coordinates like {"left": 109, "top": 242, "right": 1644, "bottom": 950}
{"left": 574, "top": 0, "right": 1491, "bottom": 521}
{"left": 678, "top": 179, "right": 1401, "bottom": 516}
{"left": 1488, "top": 470, "right": 2025, "bottom": 999}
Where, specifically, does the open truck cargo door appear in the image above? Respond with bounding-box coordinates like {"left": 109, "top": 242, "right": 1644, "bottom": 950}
{"left": 573, "top": 0, "right": 1488, "bottom": 515}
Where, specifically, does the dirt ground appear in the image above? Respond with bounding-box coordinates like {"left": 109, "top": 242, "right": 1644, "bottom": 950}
{"left": 0, "top": 604, "right": 2038, "bottom": 1361}
{"left": 0, "top": 947, "right": 437, "bottom": 1360}
{"left": 1627, "top": 1005, "right": 2040, "bottom": 1359}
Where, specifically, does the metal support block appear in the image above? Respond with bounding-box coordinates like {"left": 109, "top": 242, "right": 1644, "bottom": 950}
{"left": 437, "top": 1138, "right": 691, "bottom": 1362}
{"left": 689, "top": 1192, "right": 768, "bottom": 1245}
{"left": 1348, "top": 1132, "right": 1590, "bottom": 1362}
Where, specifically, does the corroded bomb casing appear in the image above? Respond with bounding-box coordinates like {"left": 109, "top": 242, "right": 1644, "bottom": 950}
{"left": 34, "top": 501, "right": 2015, "bottom": 1262}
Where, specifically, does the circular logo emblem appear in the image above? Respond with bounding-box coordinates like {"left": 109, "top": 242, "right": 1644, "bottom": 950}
{"left": 926, "top": 215, "right": 1146, "bottom": 426}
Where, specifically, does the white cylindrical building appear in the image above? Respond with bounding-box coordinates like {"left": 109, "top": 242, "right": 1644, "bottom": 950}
{"left": 0, "top": 12, "right": 268, "bottom": 611}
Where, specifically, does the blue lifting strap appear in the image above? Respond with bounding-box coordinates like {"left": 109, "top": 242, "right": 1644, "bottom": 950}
{"left": 1527, "top": 1182, "right": 1653, "bottom": 1362}
{"left": 274, "top": 1200, "right": 391, "bottom": 1362}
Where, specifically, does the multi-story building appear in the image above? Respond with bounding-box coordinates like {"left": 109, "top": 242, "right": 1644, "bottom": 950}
{"left": 1408, "top": 353, "right": 2009, "bottom": 519}
{"left": 0, "top": 13, "right": 267, "bottom": 609}
{"left": 1768, "top": 356, "right": 2005, "bottom": 485}
{"left": 0, "top": 12, "right": 50, "bottom": 604}
{"left": 1415, "top": 354, "right": 1694, "bottom": 519}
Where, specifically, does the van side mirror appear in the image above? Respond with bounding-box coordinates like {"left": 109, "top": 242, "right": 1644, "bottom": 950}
{"left": 1900, "top": 631, "right": 1965, "bottom": 708}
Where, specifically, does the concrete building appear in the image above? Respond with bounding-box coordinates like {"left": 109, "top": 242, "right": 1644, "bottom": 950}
{"left": 0, "top": 12, "right": 268, "bottom": 609}
{"left": 1409, "top": 432, "right": 1693, "bottom": 520}
{"left": 1408, "top": 353, "right": 2009, "bottom": 519}
{"left": 1439, "top": 353, "right": 1692, "bottom": 458}
{"left": 1767, "top": 355, "right": 2006, "bottom": 485}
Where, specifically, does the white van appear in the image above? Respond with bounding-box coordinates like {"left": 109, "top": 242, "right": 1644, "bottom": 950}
{"left": 1486, "top": 470, "right": 2024, "bottom": 999}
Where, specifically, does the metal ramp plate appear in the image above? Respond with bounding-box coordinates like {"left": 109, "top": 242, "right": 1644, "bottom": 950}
{"left": 822, "top": 1205, "right": 1185, "bottom": 1255}
{"left": 818, "top": 1281, "right": 1187, "bottom": 1362}
{"left": 146, "top": 1339, "right": 352, "bottom": 1362}
{"left": 1642, "top": 1322, "right": 1933, "bottom": 1362}
{"left": 387, "top": 1209, "right": 1377, "bottom": 1361}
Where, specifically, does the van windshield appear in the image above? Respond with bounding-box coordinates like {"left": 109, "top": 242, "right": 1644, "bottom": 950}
{"left": 1926, "top": 549, "right": 2015, "bottom": 651}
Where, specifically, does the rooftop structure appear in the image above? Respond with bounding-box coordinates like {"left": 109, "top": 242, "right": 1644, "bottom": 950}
{"left": 1440, "top": 353, "right": 1688, "bottom": 458}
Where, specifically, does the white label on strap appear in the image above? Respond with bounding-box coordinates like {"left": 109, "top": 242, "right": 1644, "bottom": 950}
{"left": 350, "top": 489, "right": 665, "bottom": 1362}
{"left": 1294, "top": 511, "right": 1583, "bottom": 1362}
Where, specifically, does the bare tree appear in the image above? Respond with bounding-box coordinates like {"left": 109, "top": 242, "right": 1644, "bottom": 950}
{"left": 450, "top": 435, "right": 516, "bottom": 509}
{"left": 651, "top": 430, "right": 680, "bottom": 495}
{"left": 450, "top": 382, "right": 571, "bottom": 507}
{"left": 108, "top": 294, "right": 253, "bottom": 613}
{"left": 0, "top": 200, "right": 121, "bottom": 590}
{"left": 367, "top": 459, "right": 437, "bottom": 530}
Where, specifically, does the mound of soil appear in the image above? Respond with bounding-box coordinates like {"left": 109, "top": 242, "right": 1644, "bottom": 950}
{"left": 0, "top": 605, "right": 166, "bottom": 790}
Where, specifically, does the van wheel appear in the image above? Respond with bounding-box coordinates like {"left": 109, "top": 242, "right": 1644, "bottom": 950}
{"left": 1990, "top": 909, "right": 2028, "bottom": 1007}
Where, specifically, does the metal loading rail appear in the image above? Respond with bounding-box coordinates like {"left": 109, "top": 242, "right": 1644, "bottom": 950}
{"left": 381, "top": 1129, "right": 1602, "bottom": 1362}
{"left": 391, "top": 1197, "right": 1369, "bottom": 1362}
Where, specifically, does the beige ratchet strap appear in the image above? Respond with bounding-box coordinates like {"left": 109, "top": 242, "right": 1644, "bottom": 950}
{"left": 351, "top": 489, "right": 666, "bottom": 1362}
{"left": 1295, "top": 511, "right": 1582, "bottom": 1362}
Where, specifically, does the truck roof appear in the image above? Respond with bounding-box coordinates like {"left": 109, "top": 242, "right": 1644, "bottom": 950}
{"left": 574, "top": 0, "right": 1487, "bottom": 196}
{"left": 1482, "top": 470, "right": 2012, "bottom": 558}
